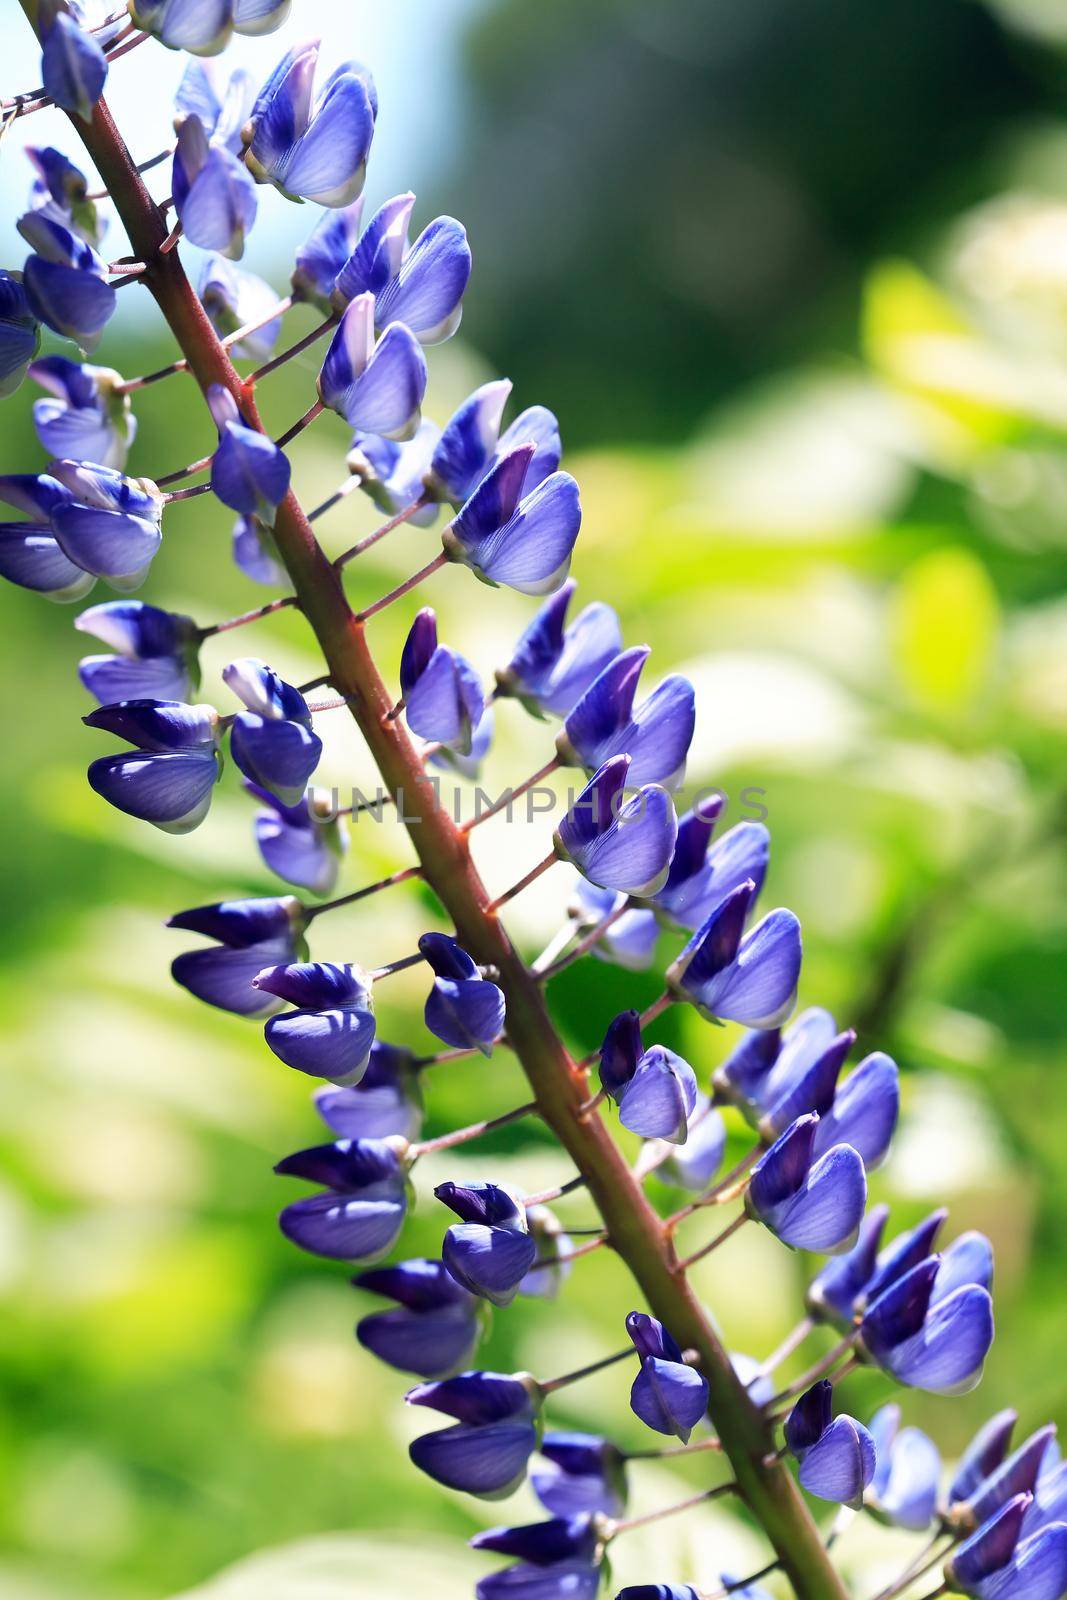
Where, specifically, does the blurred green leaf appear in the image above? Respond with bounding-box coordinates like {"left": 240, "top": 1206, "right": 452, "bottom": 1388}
{"left": 890, "top": 546, "right": 1001, "bottom": 713}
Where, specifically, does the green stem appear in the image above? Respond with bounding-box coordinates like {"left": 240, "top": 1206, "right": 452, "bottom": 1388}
{"left": 49, "top": 51, "right": 850, "bottom": 1600}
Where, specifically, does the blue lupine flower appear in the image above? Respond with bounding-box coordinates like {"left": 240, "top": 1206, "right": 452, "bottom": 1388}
{"left": 0, "top": 486, "right": 94, "bottom": 601}
{"left": 406, "top": 1370, "right": 542, "bottom": 1498}
{"left": 472, "top": 1522, "right": 604, "bottom": 1600}
{"left": 75, "top": 598, "right": 199, "bottom": 704}
{"left": 420, "top": 932, "right": 506, "bottom": 1056}
{"left": 950, "top": 1411, "right": 1021, "bottom": 1511}
{"left": 532, "top": 1432, "right": 628, "bottom": 1520}
{"left": 399, "top": 606, "right": 438, "bottom": 697}
{"left": 232, "top": 513, "right": 287, "bottom": 587}
{"left": 520, "top": 1207, "right": 573, "bottom": 1301}
{"left": 598, "top": 1010, "right": 643, "bottom": 1101}
{"left": 38, "top": 459, "right": 163, "bottom": 588}
{"left": 139, "top": 0, "right": 287, "bottom": 52}
{"left": 347, "top": 421, "right": 442, "bottom": 523}
{"left": 314, "top": 1041, "right": 424, "bottom": 1143}
{"left": 1023, "top": 1454, "right": 1067, "bottom": 1539}
{"left": 811, "top": 1049, "right": 900, "bottom": 1171}
{"left": 200, "top": 255, "right": 284, "bottom": 360}
{"left": 649, "top": 801, "right": 770, "bottom": 932}
{"left": 475, "top": 1558, "right": 601, "bottom": 1600}
{"left": 666, "top": 882, "right": 802, "bottom": 1029}
{"left": 84, "top": 697, "right": 221, "bottom": 832}
{"left": 784, "top": 1382, "right": 876, "bottom": 1507}
{"left": 557, "top": 646, "right": 695, "bottom": 791}
{"left": 132, "top": 0, "right": 234, "bottom": 53}
{"left": 39, "top": 2, "right": 107, "bottom": 120}
{"left": 355, "top": 1256, "right": 482, "bottom": 1380}
{"left": 277, "top": 1135, "right": 409, "bottom": 1262}
{"left": 429, "top": 379, "right": 562, "bottom": 506}
{"left": 472, "top": 1514, "right": 600, "bottom": 1568}
{"left": 755, "top": 1027, "right": 856, "bottom": 1144}
{"left": 169, "top": 894, "right": 305, "bottom": 1016}
{"left": 745, "top": 1022, "right": 898, "bottom": 1173}
{"left": 616, "top": 1589, "right": 699, "bottom": 1600}
{"left": 26, "top": 145, "right": 103, "bottom": 248}
{"left": 554, "top": 755, "right": 678, "bottom": 899}
{"left": 18, "top": 213, "right": 115, "bottom": 348}
{"left": 318, "top": 293, "right": 427, "bottom": 437}
{"left": 745, "top": 1112, "right": 867, "bottom": 1254}
{"left": 959, "top": 1425, "right": 1059, "bottom": 1531}
{"left": 0, "top": 273, "right": 40, "bottom": 399}
{"left": 971, "top": 1523, "right": 1067, "bottom": 1600}
{"left": 254, "top": 961, "right": 377, "bottom": 1083}
{"left": 645, "top": 1096, "right": 728, "bottom": 1191}
{"left": 243, "top": 42, "right": 378, "bottom": 207}
{"left": 751, "top": 1007, "right": 842, "bottom": 1113}
{"left": 496, "top": 580, "right": 622, "bottom": 720}
{"left": 173, "top": 114, "right": 258, "bottom": 259}
{"left": 568, "top": 881, "right": 660, "bottom": 972}
{"left": 175, "top": 59, "right": 257, "bottom": 147}
{"left": 224, "top": 657, "right": 321, "bottom": 805}
{"left": 437, "top": 1180, "right": 537, "bottom": 1307}
{"left": 626, "top": 1311, "right": 709, "bottom": 1443}
{"left": 864, "top": 1404, "right": 941, "bottom": 1530}
{"left": 596, "top": 1011, "right": 698, "bottom": 1143}
{"left": 331, "top": 191, "right": 472, "bottom": 343}
{"left": 206, "top": 386, "right": 291, "bottom": 522}
{"left": 249, "top": 781, "right": 348, "bottom": 896}
{"left": 947, "top": 1495, "right": 1034, "bottom": 1596}
{"left": 806, "top": 1204, "right": 889, "bottom": 1330}
{"left": 29, "top": 357, "right": 135, "bottom": 469}
{"left": 861, "top": 1208, "right": 949, "bottom": 1313}
{"left": 400, "top": 608, "right": 485, "bottom": 754}
{"left": 711, "top": 1018, "right": 788, "bottom": 1114}
{"left": 292, "top": 200, "right": 365, "bottom": 311}
{"left": 860, "top": 1254, "right": 995, "bottom": 1394}
{"left": 443, "top": 444, "right": 582, "bottom": 596}
{"left": 937, "top": 1229, "right": 995, "bottom": 1300}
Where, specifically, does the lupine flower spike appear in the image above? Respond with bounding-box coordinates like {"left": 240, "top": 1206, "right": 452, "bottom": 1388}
{"left": 0, "top": 12, "right": 1041, "bottom": 1600}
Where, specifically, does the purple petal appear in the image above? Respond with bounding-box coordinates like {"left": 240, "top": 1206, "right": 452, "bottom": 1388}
{"left": 629, "top": 1358, "right": 709, "bottom": 1442}
{"left": 279, "top": 1186, "right": 407, "bottom": 1261}
{"left": 87, "top": 748, "right": 218, "bottom": 831}
{"left": 264, "top": 1005, "right": 377, "bottom": 1083}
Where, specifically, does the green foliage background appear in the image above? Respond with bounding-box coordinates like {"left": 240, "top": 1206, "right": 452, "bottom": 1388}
{"left": 1, "top": 2, "right": 1066, "bottom": 1596}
